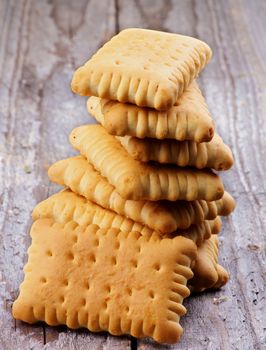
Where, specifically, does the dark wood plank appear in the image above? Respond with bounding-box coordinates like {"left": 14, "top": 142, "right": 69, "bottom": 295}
{"left": 117, "top": 0, "right": 266, "bottom": 349}
{"left": 0, "top": 0, "right": 130, "bottom": 349}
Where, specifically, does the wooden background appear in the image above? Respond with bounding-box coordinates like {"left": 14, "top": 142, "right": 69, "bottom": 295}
{"left": 0, "top": 0, "right": 265, "bottom": 349}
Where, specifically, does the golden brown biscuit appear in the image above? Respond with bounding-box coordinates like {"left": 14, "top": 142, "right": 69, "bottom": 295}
{"left": 13, "top": 218, "right": 197, "bottom": 343}
{"left": 214, "top": 192, "right": 236, "bottom": 216}
{"left": 117, "top": 133, "right": 234, "bottom": 171}
{"left": 32, "top": 189, "right": 155, "bottom": 236}
{"left": 32, "top": 189, "right": 221, "bottom": 246}
{"left": 208, "top": 217, "right": 222, "bottom": 235}
{"left": 72, "top": 28, "right": 212, "bottom": 110}
{"left": 176, "top": 217, "right": 222, "bottom": 247}
{"left": 211, "top": 264, "right": 229, "bottom": 290}
{"left": 87, "top": 81, "right": 214, "bottom": 142}
{"left": 48, "top": 156, "right": 235, "bottom": 233}
{"left": 189, "top": 235, "right": 229, "bottom": 292}
{"left": 69, "top": 125, "right": 224, "bottom": 201}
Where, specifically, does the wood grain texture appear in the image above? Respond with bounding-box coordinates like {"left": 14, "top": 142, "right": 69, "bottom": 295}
{"left": 117, "top": 0, "right": 266, "bottom": 349}
{"left": 0, "top": 0, "right": 265, "bottom": 349}
{"left": 0, "top": 0, "right": 129, "bottom": 349}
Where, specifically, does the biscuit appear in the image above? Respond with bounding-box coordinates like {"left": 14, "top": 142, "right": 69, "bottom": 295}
{"left": 176, "top": 217, "right": 222, "bottom": 247}
{"left": 32, "top": 189, "right": 155, "bottom": 236}
{"left": 117, "top": 133, "right": 234, "bottom": 171}
{"left": 211, "top": 264, "right": 229, "bottom": 290}
{"left": 32, "top": 189, "right": 221, "bottom": 245}
{"left": 48, "top": 156, "right": 234, "bottom": 233}
{"left": 189, "top": 235, "right": 229, "bottom": 292}
{"left": 12, "top": 218, "right": 197, "bottom": 343}
{"left": 208, "top": 216, "right": 222, "bottom": 235}
{"left": 87, "top": 81, "right": 214, "bottom": 142}
{"left": 69, "top": 125, "right": 224, "bottom": 201}
{"left": 71, "top": 28, "right": 212, "bottom": 111}
{"left": 214, "top": 191, "right": 236, "bottom": 216}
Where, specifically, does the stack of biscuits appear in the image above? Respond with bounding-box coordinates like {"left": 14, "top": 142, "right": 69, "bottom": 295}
{"left": 13, "top": 29, "right": 235, "bottom": 344}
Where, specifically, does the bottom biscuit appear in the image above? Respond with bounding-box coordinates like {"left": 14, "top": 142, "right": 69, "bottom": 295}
{"left": 13, "top": 218, "right": 197, "bottom": 344}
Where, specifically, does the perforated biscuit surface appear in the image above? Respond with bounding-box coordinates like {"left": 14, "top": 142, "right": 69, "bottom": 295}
{"left": 72, "top": 28, "right": 212, "bottom": 110}
{"left": 13, "top": 219, "right": 197, "bottom": 344}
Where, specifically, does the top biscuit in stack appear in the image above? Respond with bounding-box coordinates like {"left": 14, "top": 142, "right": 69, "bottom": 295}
{"left": 71, "top": 28, "right": 212, "bottom": 111}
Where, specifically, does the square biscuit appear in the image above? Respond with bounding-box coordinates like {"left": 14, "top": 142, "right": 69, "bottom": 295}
{"left": 12, "top": 218, "right": 197, "bottom": 344}
{"left": 32, "top": 189, "right": 155, "bottom": 237}
{"left": 32, "top": 189, "right": 221, "bottom": 246}
{"left": 211, "top": 264, "right": 230, "bottom": 290}
{"left": 118, "top": 132, "right": 234, "bottom": 171}
{"left": 178, "top": 217, "right": 222, "bottom": 246}
{"left": 69, "top": 125, "right": 224, "bottom": 201}
{"left": 189, "top": 235, "right": 229, "bottom": 292}
{"left": 48, "top": 156, "right": 235, "bottom": 233}
{"left": 72, "top": 28, "right": 212, "bottom": 110}
{"left": 87, "top": 81, "right": 215, "bottom": 142}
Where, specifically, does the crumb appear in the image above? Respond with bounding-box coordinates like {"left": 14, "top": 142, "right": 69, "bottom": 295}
{"left": 23, "top": 165, "right": 32, "bottom": 174}
{"left": 247, "top": 244, "right": 259, "bottom": 251}
{"left": 213, "top": 296, "right": 229, "bottom": 305}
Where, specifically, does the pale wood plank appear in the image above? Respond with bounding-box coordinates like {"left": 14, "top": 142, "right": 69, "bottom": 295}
{"left": 0, "top": 0, "right": 130, "bottom": 349}
{"left": 0, "top": 0, "right": 45, "bottom": 348}
{"left": 117, "top": 0, "right": 266, "bottom": 349}
{"left": 1, "top": 0, "right": 266, "bottom": 349}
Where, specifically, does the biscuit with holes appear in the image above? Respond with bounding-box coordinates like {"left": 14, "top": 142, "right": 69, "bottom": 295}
{"left": 189, "top": 235, "right": 229, "bottom": 292}
{"left": 117, "top": 133, "right": 234, "bottom": 171}
{"left": 12, "top": 218, "right": 197, "bottom": 343}
{"left": 32, "top": 189, "right": 221, "bottom": 246}
{"left": 71, "top": 28, "right": 212, "bottom": 111}
{"left": 69, "top": 125, "right": 224, "bottom": 201}
{"left": 48, "top": 156, "right": 234, "bottom": 233}
{"left": 87, "top": 81, "right": 214, "bottom": 142}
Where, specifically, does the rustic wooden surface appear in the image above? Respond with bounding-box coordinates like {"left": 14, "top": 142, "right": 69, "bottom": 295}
{"left": 0, "top": 0, "right": 265, "bottom": 349}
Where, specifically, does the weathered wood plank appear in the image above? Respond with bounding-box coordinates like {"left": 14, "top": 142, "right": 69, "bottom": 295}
{"left": 0, "top": 0, "right": 45, "bottom": 348}
{"left": 1, "top": 0, "right": 266, "bottom": 349}
{"left": 0, "top": 0, "right": 130, "bottom": 349}
{"left": 117, "top": 0, "right": 266, "bottom": 349}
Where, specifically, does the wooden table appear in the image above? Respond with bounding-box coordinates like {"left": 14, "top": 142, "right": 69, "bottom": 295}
{"left": 1, "top": 0, "right": 265, "bottom": 349}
